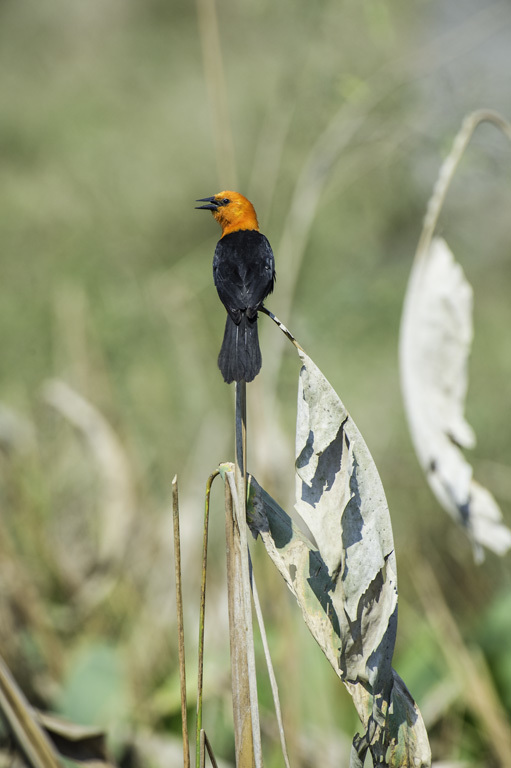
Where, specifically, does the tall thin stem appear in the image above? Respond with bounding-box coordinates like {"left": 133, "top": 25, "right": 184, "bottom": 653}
{"left": 195, "top": 0, "right": 237, "bottom": 188}
{"left": 237, "top": 382, "right": 263, "bottom": 768}
{"left": 172, "top": 476, "right": 190, "bottom": 768}
{"left": 416, "top": 109, "right": 511, "bottom": 263}
{"left": 235, "top": 382, "right": 247, "bottom": 501}
{"left": 224, "top": 478, "right": 256, "bottom": 767}
{"left": 196, "top": 470, "right": 219, "bottom": 768}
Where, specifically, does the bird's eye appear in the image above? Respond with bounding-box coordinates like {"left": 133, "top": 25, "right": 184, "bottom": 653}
{"left": 222, "top": 198, "right": 230, "bottom": 205}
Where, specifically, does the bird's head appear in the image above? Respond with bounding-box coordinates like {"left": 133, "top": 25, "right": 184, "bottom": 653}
{"left": 196, "top": 191, "right": 259, "bottom": 237}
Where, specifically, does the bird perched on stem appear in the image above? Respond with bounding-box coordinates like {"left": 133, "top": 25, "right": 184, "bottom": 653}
{"left": 196, "top": 191, "right": 275, "bottom": 383}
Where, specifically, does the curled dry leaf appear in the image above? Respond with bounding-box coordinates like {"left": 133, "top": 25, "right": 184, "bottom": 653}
{"left": 42, "top": 379, "right": 137, "bottom": 566}
{"left": 34, "top": 711, "right": 114, "bottom": 767}
{"left": 399, "top": 237, "right": 511, "bottom": 560}
{"left": 247, "top": 350, "right": 431, "bottom": 767}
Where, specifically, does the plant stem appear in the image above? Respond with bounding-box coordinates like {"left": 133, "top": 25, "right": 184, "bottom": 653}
{"left": 195, "top": 0, "right": 237, "bottom": 188}
{"left": 235, "top": 381, "right": 247, "bottom": 500}
{"left": 416, "top": 109, "right": 511, "bottom": 263}
{"left": 196, "top": 471, "right": 219, "bottom": 768}
{"left": 233, "top": 381, "right": 263, "bottom": 767}
{"left": 224, "top": 478, "right": 256, "bottom": 767}
{"left": 172, "top": 475, "right": 190, "bottom": 768}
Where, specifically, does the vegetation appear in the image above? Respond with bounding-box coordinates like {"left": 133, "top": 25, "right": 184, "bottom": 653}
{"left": 1, "top": 1, "right": 511, "bottom": 766}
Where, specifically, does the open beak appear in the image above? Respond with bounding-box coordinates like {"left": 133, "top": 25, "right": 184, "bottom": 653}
{"left": 195, "top": 196, "right": 219, "bottom": 211}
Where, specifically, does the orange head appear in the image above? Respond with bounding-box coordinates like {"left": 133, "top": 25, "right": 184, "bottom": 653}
{"left": 196, "top": 191, "right": 259, "bottom": 237}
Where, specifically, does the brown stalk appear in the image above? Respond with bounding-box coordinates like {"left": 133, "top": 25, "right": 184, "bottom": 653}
{"left": 224, "top": 476, "right": 256, "bottom": 768}
{"left": 196, "top": 470, "right": 220, "bottom": 767}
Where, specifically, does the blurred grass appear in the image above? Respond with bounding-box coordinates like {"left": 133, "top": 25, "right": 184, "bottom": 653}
{"left": 1, "top": 0, "right": 511, "bottom": 766}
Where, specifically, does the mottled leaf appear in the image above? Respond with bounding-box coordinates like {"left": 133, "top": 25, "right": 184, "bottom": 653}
{"left": 399, "top": 237, "right": 511, "bottom": 560}
{"left": 247, "top": 349, "right": 431, "bottom": 766}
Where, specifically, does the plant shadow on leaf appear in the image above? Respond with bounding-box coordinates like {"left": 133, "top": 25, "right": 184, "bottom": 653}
{"left": 306, "top": 550, "right": 341, "bottom": 640}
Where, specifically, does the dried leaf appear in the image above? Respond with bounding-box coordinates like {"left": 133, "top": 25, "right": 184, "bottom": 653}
{"left": 247, "top": 349, "right": 431, "bottom": 766}
{"left": 399, "top": 237, "right": 511, "bottom": 559}
{"left": 34, "top": 711, "right": 113, "bottom": 767}
{"left": 295, "top": 350, "right": 398, "bottom": 693}
{"left": 41, "top": 379, "right": 137, "bottom": 565}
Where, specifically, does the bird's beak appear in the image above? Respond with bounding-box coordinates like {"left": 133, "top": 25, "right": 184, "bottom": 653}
{"left": 195, "top": 196, "right": 219, "bottom": 210}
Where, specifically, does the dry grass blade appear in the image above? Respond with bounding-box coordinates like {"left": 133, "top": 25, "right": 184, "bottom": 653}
{"left": 172, "top": 476, "right": 191, "bottom": 768}
{"left": 195, "top": 0, "right": 237, "bottom": 188}
{"left": 0, "top": 655, "right": 61, "bottom": 768}
{"left": 249, "top": 560, "right": 291, "bottom": 768}
{"left": 261, "top": 101, "right": 375, "bottom": 391}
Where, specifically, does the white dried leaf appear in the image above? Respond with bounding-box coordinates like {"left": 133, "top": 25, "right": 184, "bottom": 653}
{"left": 248, "top": 349, "right": 431, "bottom": 766}
{"left": 295, "top": 350, "right": 397, "bottom": 692}
{"left": 399, "top": 237, "right": 511, "bottom": 559}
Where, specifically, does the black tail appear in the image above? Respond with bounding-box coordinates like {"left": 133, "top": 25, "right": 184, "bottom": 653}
{"left": 218, "top": 313, "right": 262, "bottom": 383}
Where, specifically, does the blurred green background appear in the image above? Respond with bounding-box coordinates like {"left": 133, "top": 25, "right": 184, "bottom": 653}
{"left": 1, "top": 1, "right": 511, "bottom": 766}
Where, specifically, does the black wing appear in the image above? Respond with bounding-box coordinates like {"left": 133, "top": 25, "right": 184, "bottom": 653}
{"left": 213, "top": 231, "right": 275, "bottom": 322}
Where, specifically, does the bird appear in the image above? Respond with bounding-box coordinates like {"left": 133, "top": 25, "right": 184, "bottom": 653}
{"left": 196, "top": 191, "right": 275, "bottom": 383}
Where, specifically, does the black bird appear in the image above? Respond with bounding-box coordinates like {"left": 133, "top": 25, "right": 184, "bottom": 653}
{"left": 196, "top": 191, "right": 275, "bottom": 383}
